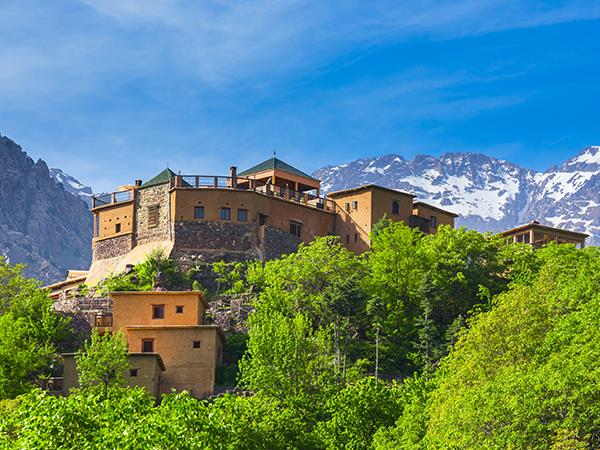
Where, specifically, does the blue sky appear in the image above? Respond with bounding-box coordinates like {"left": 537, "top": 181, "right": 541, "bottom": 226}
{"left": 1, "top": 0, "right": 600, "bottom": 192}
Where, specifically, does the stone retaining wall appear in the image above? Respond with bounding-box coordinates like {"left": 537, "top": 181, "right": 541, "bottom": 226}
{"left": 92, "top": 234, "right": 133, "bottom": 261}
{"left": 53, "top": 296, "right": 112, "bottom": 346}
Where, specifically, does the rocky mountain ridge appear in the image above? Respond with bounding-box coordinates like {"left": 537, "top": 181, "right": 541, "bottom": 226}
{"left": 0, "top": 134, "right": 92, "bottom": 283}
{"left": 314, "top": 146, "right": 600, "bottom": 245}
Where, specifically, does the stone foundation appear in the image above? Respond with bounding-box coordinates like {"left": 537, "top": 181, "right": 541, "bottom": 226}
{"left": 261, "top": 225, "right": 302, "bottom": 260}
{"left": 92, "top": 234, "right": 133, "bottom": 261}
{"left": 53, "top": 296, "right": 112, "bottom": 346}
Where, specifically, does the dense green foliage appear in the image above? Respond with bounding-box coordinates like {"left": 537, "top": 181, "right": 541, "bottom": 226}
{"left": 0, "top": 226, "right": 598, "bottom": 449}
{"left": 0, "top": 258, "right": 72, "bottom": 399}
{"left": 76, "top": 331, "right": 128, "bottom": 394}
{"left": 99, "top": 249, "right": 189, "bottom": 292}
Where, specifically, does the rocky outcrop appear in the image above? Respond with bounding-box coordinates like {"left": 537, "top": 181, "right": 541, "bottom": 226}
{"left": 0, "top": 134, "right": 93, "bottom": 283}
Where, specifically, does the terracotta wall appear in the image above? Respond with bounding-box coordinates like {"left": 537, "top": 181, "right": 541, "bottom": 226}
{"left": 412, "top": 204, "right": 456, "bottom": 230}
{"left": 170, "top": 188, "right": 335, "bottom": 244}
{"left": 93, "top": 201, "right": 135, "bottom": 240}
{"left": 126, "top": 326, "right": 222, "bottom": 399}
{"left": 111, "top": 292, "right": 206, "bottom": 333}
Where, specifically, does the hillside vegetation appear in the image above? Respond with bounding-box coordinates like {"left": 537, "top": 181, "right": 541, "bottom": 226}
{"left": 0, "top": 223, "right": 598, "bottom": 449}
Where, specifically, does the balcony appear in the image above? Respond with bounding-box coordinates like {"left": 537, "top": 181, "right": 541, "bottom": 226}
{"left": 92, "top": 189, "right": 134, "bottom": 209}
{"left": 171, "top": 175, "right": 337, "bottom": 212}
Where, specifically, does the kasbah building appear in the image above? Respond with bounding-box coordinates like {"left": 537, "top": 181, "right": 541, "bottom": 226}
{"left": 47, "top": 156, "right": 588, "bottom": 400}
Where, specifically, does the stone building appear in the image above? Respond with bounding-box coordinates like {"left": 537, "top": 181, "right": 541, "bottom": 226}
{"left": 86, "top": 157, "right": 458, "bottom": 283}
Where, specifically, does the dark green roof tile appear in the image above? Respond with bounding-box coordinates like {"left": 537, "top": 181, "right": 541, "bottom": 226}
{"left": 141, "top": 168, "right": 177, "bottom": 188}
{"left": 238, "top": 157, "right": 318, "bottom": 181}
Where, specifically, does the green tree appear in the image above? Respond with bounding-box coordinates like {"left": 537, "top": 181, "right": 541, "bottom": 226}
{"left": 76, "top": 330, "right": 128, "bottom": 395}
{"left": 0, "top": 258, "right": 72, "bottom": 399}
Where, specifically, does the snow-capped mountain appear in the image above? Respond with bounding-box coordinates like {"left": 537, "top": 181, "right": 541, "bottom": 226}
{"left": 314, "top": 147, "right": 600, "bottom": 246}
{"left": 49, "top": 168, "right": 94, "bottom": 207}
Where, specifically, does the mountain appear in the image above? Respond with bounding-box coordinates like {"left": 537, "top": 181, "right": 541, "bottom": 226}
{"left": 0, "top": 134, "right": 93, "bottom": 283}
{"left": 314, "top": 147, "right": 600, "bottom": 246}
{"left": 49, "top": 168, "right": 94, "bottom": 207}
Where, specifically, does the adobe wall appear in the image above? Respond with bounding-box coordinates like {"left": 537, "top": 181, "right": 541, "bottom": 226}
{"left": 126, "top": 326, "right": 222, "bottom": 399}
{"left": 412, "top": 204, "right": 456, "bottom": 230}
{"left": 94, "top": 201, "right": 135, "bottom": 239}
{"left": 92, "top": 234, "right": 133, "bottom": 261}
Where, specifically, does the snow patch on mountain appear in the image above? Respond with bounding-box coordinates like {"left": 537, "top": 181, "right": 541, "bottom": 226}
{"left": 314, "top": 147, "right": 600, "bottom": 245}
{"left": 49, "top": 168, "right": 94, "bottom": 207}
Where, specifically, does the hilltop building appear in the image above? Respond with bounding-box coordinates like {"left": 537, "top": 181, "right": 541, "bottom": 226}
{"left": 501, "top": 221, "right": 588, "bottom": 248}
{"left": 86, "top": 157, "right": 457, "bottom": 284}
{"left": 61, "top": 291, "right": 224, "bottom": 399}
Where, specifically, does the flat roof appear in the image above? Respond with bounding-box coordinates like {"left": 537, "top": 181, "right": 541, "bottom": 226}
{"left": 44, "top": 275, "right": 87, "bottom": 291}
{"left": 62, "top": 352, "right": 166, "bottom": 371}
{"left": 501, "top": 221, "right": 589, "bottom": 238}
{"left": 110, "top": 291, "right": 209, "bottom": 309}
{"left": 327, "top": 184, "right": 416, "bottom": 198}
{"left": 413, "top": 201, "right": 459, "bottom": 218}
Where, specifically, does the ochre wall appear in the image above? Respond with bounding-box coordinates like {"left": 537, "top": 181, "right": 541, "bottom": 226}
{"left": 126, "top": 326, "right": 222, "bottom": 399}
{"left": 330, "top": 190, "right": 373, "bottom": 252}
{"left": 412, "top": 204, "right": 456, "bottom": 231}
{"left": 112, "top": 292, "right": 206, "bottom": 333}
{"left": 62, "top": 353, "right": 163, "bottom": 398}
{"left": 170, "top": 188, "right": 335, "bottom": 244}
{"left": 329, "top": 188, "right": 415, "bottom": 253}
{"left": 93, "top": 201, "right": 135, "bottom": 240}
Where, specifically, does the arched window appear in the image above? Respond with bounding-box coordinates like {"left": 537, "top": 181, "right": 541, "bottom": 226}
{"left": 392, "top": 201, "right": 400, "bottom": 215}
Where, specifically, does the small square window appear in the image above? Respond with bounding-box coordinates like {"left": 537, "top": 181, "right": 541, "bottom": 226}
{"left": 142, "top": 339, "right": 154, "bottom": 353}
{"left": 176, "top": 305, "right": 184, "bottom": 314}
{"left": 352, "top": 201, "right": 358, "bottom": 209}
{"left": 192, "top": 340, "right": 201, "bottom": 349}
{"left": 130, "top": 368, "right": 138, "bottom": 377}
{"left": 152, "top": 305, "right": 165, "bottom": 319}
{"left": 220, "top": 207, "right": 231, "bottom": 220}
{"left": 237, "top": 208, "right": 248, "bottom": 222}
{"left": 115, "top": 223, "right": 121, "bottom": 233}
{"left": 194, "top": 206, "right": 205, "bottom": 219}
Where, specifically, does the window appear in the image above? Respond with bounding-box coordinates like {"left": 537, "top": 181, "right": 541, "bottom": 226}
{"left": 290, "top": 221, "right": 302, "bottom": 238}
{"left": 392, "top": 201, "right": 400, "bottom": 215}
{"left": 176, "top": 305, "right": 184, "bottom": 314}
{"left": 194, "top": 206, "right": 205, "bottom": 219}
{"left": 354, "top": 233, "right": 358, "bottom": 242}
{"left": 237, "top": 208, "right": 248, "bottom": 222}
{"left": 94, "top": 314, "right": 113, "bottom": 327}
{"left": 516, "top": 233, "right": 530, "bottom": 244}
{"left": 130, "top": 368, "right": 138, "bottom": 377}
{"left": 352, "top": 200, "right": 358, "bottom": 209}
{"left": 220, "top": 207, "right": 231, "bottom": 220}
{"left": 147, "top": 205, "right": 159, "bottom": 229}
{"left": 430, "top": 215, "right": 437, "bottom": 228}
{"left": 152, "top": 304, "right": 165, "bottom": 319}
{"left": 142, "top": 339, "right": 154, "bottom": 353}
{"left": 115, "top": 223, "right": 121, "bottom": 233}
{"left": 258, "top": 214, "right": 268, "bottom": 226}
{"left": 345, "top": 203, "right": 350, "bottom": 212}
{"left": 192, "top": 340, "right": 201, "bottom": 349}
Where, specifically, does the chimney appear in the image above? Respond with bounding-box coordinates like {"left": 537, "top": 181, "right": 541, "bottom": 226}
{"left": 230, "top": 166, "right": 237, "bottom": 188}
{"left": 134, "top": 179, "right": 142, "bottom": 187}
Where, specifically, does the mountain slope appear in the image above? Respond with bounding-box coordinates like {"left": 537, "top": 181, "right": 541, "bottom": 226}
{"left": 0, "top": 134, "right": 93, "bottom": 283}
{"left": 49, "top": 168, "right": 94, "bottom": 207}
{"left": 314, "top": 147, "right": 599, "bottom": 245}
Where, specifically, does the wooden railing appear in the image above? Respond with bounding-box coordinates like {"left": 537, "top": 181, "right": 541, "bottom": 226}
{"left": 171, "top": 175, "right": 337, "bottom": 212}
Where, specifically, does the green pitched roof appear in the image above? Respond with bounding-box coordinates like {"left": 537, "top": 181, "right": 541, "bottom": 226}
{"left": 238, "top": 157, "right": 318, "bottom": 181}
{"left": 141, "top": 168, "right": 177, "bottom": 188}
